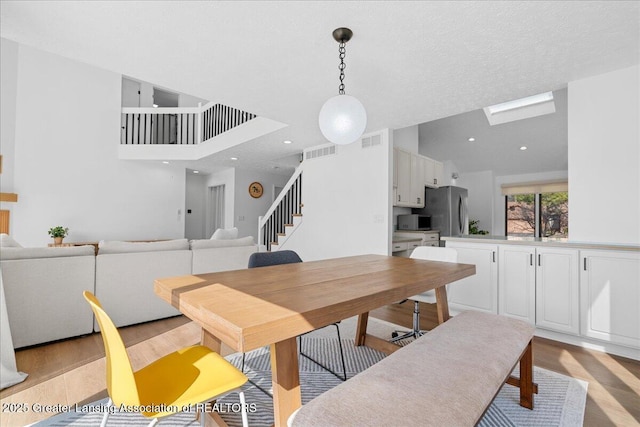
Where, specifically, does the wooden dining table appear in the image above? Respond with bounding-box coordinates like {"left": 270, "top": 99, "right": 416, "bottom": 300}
{"left": 154, "top": 254, "right": 475, "bottom": 427}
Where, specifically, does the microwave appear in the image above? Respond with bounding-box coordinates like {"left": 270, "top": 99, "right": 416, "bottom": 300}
{"left": 397, "top": 214, "right": 431, "bottom": 231}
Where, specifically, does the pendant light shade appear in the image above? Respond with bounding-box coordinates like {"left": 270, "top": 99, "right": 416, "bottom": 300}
{"left": 319, "top": 94, "right": 367, "bottom": 145}
{"left": 318, "top": 27, "right": 367, "bottom": 145}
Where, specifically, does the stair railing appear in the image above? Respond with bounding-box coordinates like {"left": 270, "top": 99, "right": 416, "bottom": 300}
{"left": 121, "top": 101, "right": 256, "bottom": 146}
{"left": 258, "top": 164, "right": 304, "bottom": 251}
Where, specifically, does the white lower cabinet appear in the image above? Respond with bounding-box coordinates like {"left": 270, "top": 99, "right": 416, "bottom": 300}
{"left": 498, "top": 245, "right": 579, "bottom": 333}
{"left": 580, "top": 250, "right": 640, "bottom": 349}
{"left": 535, "top": 247, "right": 580, "bottom": 335}
{"left": 446, "top": 242, "right": 498, "bottom": 314}
{"left": 498, "top": 245, "right": 536, "bottom": 324}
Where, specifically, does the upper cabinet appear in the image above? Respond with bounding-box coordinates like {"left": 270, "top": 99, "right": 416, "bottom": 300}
{"left": 423, "top": 157, "right": 444, "bottom": 188}
{"left": 393, "top": 148, "right": 443, "bottom": 207}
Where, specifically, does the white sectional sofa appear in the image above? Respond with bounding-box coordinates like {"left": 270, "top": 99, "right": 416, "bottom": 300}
{"left": 0, "top": 236, "right": 257, "bottom": 348}
{"left": 0, "top": 246, "right": 96, "bottom": 348}
{"left": 95, "top": 239, "right": 192, "bottom": 329}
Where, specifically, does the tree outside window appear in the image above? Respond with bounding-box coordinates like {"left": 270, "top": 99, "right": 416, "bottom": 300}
{"left": 506, "top": 191, "right": 568, "bottom": 238}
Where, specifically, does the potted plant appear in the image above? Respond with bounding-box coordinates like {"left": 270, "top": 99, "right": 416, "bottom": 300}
{"left": 48, "top": 226, "right": 69, "bottom": 244}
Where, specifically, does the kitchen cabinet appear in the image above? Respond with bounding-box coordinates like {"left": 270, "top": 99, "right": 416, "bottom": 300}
{"left": 535, "top": 247, "right": 580, "bottom": 335}
{"left": 498, "top": 245, "right": 536, "bottom": 324}
{"left": 423, "top": 157, "right": 444, "bottom": 188}
{"left": 446, "top": 241, "right": 498, "bottom": 314}
{"left": 393, "top": 148, "right": 444, "bottom": 207}
{"left": 394, "top": 231, "right": 440, "bottom": 247}
{"left": 580, "top": 250, "right": 640, "bottom": 349}
{"left": 499, "top": 245, "right": 579, "bottom": 334}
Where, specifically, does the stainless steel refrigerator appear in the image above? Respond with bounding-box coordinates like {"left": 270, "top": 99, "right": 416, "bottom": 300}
{"left": 414, "top": 186, "right": 469, "bottom": 237}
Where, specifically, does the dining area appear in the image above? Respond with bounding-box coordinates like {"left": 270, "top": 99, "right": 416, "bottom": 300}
{"left": 153, "top": 253, "right": 476, "bottom": 426}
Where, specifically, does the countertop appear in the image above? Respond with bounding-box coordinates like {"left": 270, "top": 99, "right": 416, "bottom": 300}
{"left": 442, "top": 235, "right": 640, "bottom": 252}
{"left": 392, "top": 237, "right": 423, "bottom": 243}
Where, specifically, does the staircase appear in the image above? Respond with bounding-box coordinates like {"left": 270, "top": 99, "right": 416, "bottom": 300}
{"left": 258, "top": 164, "right": 304, "bottom": 252}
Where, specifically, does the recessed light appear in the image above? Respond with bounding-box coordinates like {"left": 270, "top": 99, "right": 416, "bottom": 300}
{"left": 520, "top": 146, "right": 527, "bottom": 151}
{"left": 162, "top": 161, "right": 169, "bottom": 164}
{"left": 468, "top": 137, "right": 475, "bottom": 142}
{"left": 230, "top": 157, "right": 238, "bottom": 161}
{"left": 152, "top": 104, "right": 159, "bottom": 108}
{"left": 283, "top": 140, "right": 292, "bottom": 144}
{"left": 193, "top": 170, "right": 200, "bottom": 174}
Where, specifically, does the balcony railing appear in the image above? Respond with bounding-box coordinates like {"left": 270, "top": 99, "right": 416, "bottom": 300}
{"left": 121, "top": 102, "right": 256, "bottom": 146}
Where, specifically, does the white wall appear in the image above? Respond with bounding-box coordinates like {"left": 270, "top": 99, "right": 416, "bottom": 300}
{"left": 1, "top": 39, "right": 18, "bottom": 195}
{"left": 456, "top": 170, "right": 494, "bottom": 234}
{"left": 185, "top": 172, "right": 208, "bottom": 239}
{"left": 283, "top": 130, "right": 392, "bottom": 261}
{"left": 568, "top": 65, "right": 640, "bottom": 245}
{"left": 233, "top": 169, "right": 291, "bottom": 240}
{"left": 393, "top": 125, "right": 419, "bottom": 153}
{"left": 6, "top": 42, "right": 186, "bottom": 246}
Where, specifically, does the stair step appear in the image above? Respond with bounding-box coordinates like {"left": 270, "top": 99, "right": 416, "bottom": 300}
{"left": 292, "top": 213, "right": 303, "bottom": 217}
{"left": 277, "top": 233, "right": 286, "bottom": 236}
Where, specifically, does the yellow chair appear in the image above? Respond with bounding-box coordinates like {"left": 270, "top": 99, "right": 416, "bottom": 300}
{"left": 83, "top": 291, "right": 249, "bottom": 427}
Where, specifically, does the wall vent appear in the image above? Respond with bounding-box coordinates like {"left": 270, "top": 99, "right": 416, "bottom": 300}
{"left": 304, "top": 144, "right": 336, "bottom": 160}
{"left": 361, "top": 134, "right": 382, "bottom": 149}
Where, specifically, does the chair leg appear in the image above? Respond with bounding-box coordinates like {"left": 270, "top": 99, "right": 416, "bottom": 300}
{"left": 242, "top": 351, "right": 273, "bottom": 398}
{"left": 238, "top": 390, "right": 249, "bottom": 427}
{"left": 100, "top": 398, "right": 111, "bottom": 427}
{"left": 299, "top": 324, "right": 347, "bottom": 381}
{"left": 390, "top": 301, "right": 425, "bottom": 343}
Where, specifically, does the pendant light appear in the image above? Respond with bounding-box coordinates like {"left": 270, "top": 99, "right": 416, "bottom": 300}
{"left": 318, "top": 27, "right": 367, "bottom": 145}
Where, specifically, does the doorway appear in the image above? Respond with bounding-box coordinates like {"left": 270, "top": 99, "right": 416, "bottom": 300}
{"left": 206, "top": 185, "right": 225, "bottom": 239}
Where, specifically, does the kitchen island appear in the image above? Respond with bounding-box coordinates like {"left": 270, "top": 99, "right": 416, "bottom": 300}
{"left": 440, "top": 235, "right": 639, "bottom": 360}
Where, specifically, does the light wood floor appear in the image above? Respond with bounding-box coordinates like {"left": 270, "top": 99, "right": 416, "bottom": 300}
{"left": 1, "top": 303, "right": 639, "bottom": 427}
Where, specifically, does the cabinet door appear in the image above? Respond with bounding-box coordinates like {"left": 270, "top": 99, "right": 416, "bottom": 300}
{"left": 424, "top": 157, "right": 436, "bottom": 188}
{"left": 580, "top": 250, "right": 640, "bottom": 348}
{"left": 536, "top": 247, "right": 580, "bottom": 335}
{"left": 433, "top": 161, "right": 444, "bottom": 187}
{"left": 410, "top": 154, "right": 425, "bottom": 207}
{"left": 395, "top": 149, "right": 412, "bottom": 205}
{"left": 499, "top": 245, "right": 535, "bottom": 324}
{"left": 447, "top": 242, "right": 498, "bottom": 314}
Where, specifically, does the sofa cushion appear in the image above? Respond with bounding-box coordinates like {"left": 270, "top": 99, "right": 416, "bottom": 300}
{"left": 190, "top": 236, "right": 255, "bottom": 250}
{"left": 210, "top": 227, "right": 238, "bottom": 240}
{"left": 98, "top": 239, "right": 189, "bottom": 254}
{"left": 0, "top": 246, "right": 94, "bottom": 260}
{"left": 0, "top": 234, "right": 22, "bottom": 248}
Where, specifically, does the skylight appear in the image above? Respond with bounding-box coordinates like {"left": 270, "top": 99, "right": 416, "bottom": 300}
{"left": 483, "top": 91, "right": 556, "bottom": 126}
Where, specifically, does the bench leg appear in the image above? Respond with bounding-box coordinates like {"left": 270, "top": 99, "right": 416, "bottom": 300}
{"left": 519, "top": 340, "right": 534, "bottom": 410}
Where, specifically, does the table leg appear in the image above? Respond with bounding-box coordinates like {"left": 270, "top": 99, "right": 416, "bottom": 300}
{"left": 434, "top": 286, "right": 451, "bottom": 324}
{"left": 201, "top": 328, "right": 222, "bottom": 353}
{"left": 355, "top": 312, "right": 369, "bottom": 346}
{"left": 270, "top": 337, "right": 301, "bottom": 427}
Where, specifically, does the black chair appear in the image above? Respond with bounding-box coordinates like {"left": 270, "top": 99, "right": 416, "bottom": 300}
{"left": 244, "top": 250, "right": 347, "bottom": 384}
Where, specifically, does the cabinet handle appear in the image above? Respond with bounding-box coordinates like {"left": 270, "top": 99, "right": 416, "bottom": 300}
{"left": 434, "top": 178, "right": 437, "bottom": 185}
{"left": 538, "top": 254, "right": 541, "bottom": 267}
{"left": 398, "top": 195, "right": 400, "bottom": 202}
{"left": 492, "top": 251, "right": 496, "bottom": 263}
{"left": 417, "top": 197, "right": 421, "bottom": 203}
{"left": 530, "top": 254, "right": 533, "bottom": 266}
{"left": 583, "top": 258, "right": 587, "bottom": 271}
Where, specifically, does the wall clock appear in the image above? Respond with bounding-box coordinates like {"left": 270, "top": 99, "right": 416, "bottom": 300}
{"left": 249, "top": 181, "right": 264, "bottom": 198}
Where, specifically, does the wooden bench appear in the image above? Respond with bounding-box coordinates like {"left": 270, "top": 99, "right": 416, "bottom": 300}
{"left": 290, "top": 310, "right": 537, "bottom": 427}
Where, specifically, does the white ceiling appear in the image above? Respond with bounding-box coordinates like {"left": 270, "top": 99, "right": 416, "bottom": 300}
{"left": 1, "top": 1, "right": 638, "bottom": 175}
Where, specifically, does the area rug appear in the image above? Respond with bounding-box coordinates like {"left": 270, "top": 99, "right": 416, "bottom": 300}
{"left": 36, "top": 336, "right": 587, "bottom": 427}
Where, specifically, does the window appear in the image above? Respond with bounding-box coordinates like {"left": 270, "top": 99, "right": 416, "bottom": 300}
{"left": 502, "top": 181, "right": 568, "bottom": 238}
